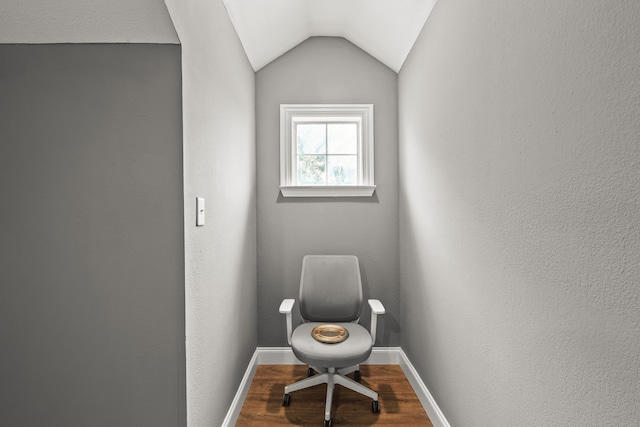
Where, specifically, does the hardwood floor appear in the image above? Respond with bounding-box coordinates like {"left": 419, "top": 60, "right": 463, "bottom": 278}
{"left": 236, "top": 365, "right": 433, "bottom": 426}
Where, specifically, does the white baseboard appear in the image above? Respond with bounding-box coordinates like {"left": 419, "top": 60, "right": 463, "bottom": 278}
{"left": 222, "top": 347, "right": 450, "bottom": 427}
{"left": 257, "top": 346, "right": 403, "bottom": 365}
{"left": 256, "top": 346, "right": 302, "bottom": 365}
{"left": 398, "top": 349, "right": 451, "bottom": 427}
{"left": 220, "top": 349, "right": 258, "bottom": 427}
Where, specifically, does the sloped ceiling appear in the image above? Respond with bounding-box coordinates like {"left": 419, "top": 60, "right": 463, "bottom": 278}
{"left": 0, "top": 0, "right": 178, "bottom": 43}
{"left": 222, "top": 0, "right": 438, "bottom": 72}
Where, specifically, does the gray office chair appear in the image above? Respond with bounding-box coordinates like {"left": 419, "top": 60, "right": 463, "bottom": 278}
{"left": 279, "top": 255, "right": 386, "bottom": 427}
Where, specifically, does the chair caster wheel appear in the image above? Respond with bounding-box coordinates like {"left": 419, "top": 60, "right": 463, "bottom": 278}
{"left": 323, "top": 419, "right": 332, "bottom": 427}
{"left": 282, "top": 393, "right": 291, "bottom": 407}
{"left": 372, "top": 400, "right": 380, "bottom": 413}
{"left": 354, "top": 370, "right": 361, "bottom": 382}
{"left": 308, "top": 367, "right": 315, "bottom": 377}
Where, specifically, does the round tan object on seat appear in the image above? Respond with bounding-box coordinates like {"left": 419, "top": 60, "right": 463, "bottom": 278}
{"left": 312, "top": 324, "right": 349, "bottom": 344}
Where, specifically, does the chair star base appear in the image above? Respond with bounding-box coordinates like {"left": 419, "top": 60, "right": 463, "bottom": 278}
{"left": 283, "top": 367, "right": 380, "bottom": 423}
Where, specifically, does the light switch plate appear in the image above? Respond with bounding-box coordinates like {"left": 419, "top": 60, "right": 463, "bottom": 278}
{"left": 196, "top": 197, "right": 205, "bottom": 226}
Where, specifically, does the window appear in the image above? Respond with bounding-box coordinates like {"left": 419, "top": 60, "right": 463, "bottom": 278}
{"left": 280, "top": 104, "right": 375, "bottom": 197}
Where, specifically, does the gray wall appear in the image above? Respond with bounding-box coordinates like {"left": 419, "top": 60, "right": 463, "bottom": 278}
{"left": 256, "top": 37, "right": 400, "bottom": 346}
{"left": 0, "top": 0, "right": 178, "bottom": 44}
{"left": 164, "top": 1, "right": 257, "bottom": 425}
{"left": 0, "top": 44, "right": 185, "bottom": 427}
{"left": 399, "top": 0, "right": 640, "bottom": 426}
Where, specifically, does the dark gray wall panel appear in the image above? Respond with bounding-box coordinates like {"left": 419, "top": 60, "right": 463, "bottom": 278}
{"left": 0, "top": 44, "right": 185, "bottom": 427}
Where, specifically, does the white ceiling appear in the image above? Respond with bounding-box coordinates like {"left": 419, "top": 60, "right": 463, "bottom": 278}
{"left": 222, "top": 0, "right": 438, "bottom": 72}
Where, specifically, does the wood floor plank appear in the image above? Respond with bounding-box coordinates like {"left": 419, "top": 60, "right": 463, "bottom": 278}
{"left": 237, "top": 365, "right": 433, "bottom": 426}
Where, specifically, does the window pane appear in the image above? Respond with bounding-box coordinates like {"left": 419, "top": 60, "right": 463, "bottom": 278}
{"left": 297, "top": 124, "right": 326, "bottom": 154}
{"left": 297, "top": 155, "right": 326, "bottom": 185}
{"left": 327, "top": 123, "right": 357, "bottom": 154}
{"left": 327, "top": 155, "right": 357, "bottom": 185}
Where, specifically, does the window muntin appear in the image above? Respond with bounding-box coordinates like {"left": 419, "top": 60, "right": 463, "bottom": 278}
{"left": 296, "top": 122, "right": 359, "bottom": 185}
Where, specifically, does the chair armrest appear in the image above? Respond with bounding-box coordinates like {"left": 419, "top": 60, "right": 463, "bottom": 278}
{"left": 368, "top": 299, "right": 385, "bottom": 345}
{"left": 279, "top": 299, "right": 295, "bottom": 345}
{"left": 279, "top": 298, "right": 295, "bottom": 314}
{"left": 368, "top": 299, "right": 385, "bottom": 315}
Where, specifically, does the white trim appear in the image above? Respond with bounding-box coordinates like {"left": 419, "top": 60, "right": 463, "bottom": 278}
{"left": 280, "top": 185, "right": 376, "bottom": 197}
{"left": 220, "top": 349, "right": 259, "bottom": 427}
{"left": 257, "top": 346, "right": 302, "bottom": 365}
{"left": 367, "top": 346, "right": 403, "bottom": 364}
{"left": 222, "top": 347, "right": 450, "bottom": 427}
{"left": 399, "top": 349, "right": 451, "bottom": 427}
{"left": 256, "top": 346, "right": 402, "bottom": 365}
{"left": 280, "top": 104, "right": 375, "bottom": 197}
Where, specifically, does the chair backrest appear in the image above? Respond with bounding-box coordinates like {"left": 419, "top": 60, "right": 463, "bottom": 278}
{"left": 299, "top": 255, "right": 363, "bottom": 323}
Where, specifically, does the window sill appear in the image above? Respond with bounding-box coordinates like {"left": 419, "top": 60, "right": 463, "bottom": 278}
{"left": 280, "top": 185, "right": 376, "bottom": 198}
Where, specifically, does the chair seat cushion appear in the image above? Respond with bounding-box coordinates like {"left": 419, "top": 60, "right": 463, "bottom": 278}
{"left": 291, "top": 322, "right": 373, "bottom": 368}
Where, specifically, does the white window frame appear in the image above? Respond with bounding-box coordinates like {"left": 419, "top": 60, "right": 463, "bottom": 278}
{"left": 280, "top": 104, "right": 375, "bottom": 197}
